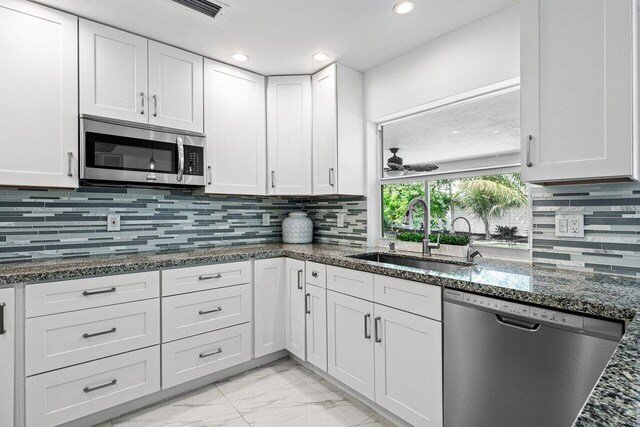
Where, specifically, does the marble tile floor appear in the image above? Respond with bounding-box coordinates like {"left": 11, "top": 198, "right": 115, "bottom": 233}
{"left": 98, "top": 357, "right": 396, "bottom": 427}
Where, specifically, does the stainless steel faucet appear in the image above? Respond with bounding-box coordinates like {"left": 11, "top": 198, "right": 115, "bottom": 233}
{"left": 404, "top": 197, "right": 440, "bottom": 256}
{"left": 451, "top": 216, "right": 482, "bottom": 262}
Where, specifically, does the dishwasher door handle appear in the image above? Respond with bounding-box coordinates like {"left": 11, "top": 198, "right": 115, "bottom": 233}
{"left": 496, "top": 314, "right": 540, "bottom": 332}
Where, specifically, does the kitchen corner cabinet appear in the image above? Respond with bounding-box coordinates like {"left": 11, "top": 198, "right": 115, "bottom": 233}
{"left": 80, "top": 20, "right": 204, "bottom": 132}
{"left": 0, "top": 288, "right": 14, "bottom": 427}
{"left": 312, "top": 64, "right": 365, "bottom": 195}
{"left": 284, "top": 259, "right": 306, "bottom": 359}
{"left": 254, "top": 258, "right": 285, "bottom": 357}
{"left": 267, "top": 76, "right": 312, "bottom": 195}
{"left": 521, "top": 0, "right": 639, "bottom": 183}
{"left": 204, "top": 59, "right": 267, "bottom": 195}
{"left": 0, "top": 0, "right": 78, "bottom": 188}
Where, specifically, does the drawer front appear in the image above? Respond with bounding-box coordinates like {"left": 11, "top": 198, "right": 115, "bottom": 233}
{"left": 26, "top": 346, "right": 160, "bottom": 427}
{"left": 26, "top": 271, "right": 160, "bottom": 317}
{"left": 327, "top": 266, "right": 374, "bottom": 300}
{"left": 162, "top": 284, "right": 252, "bottom": 342}
{"left": 26, "top": 299, "right": 160, "bottom": 376}
{"left": 162, "top": 261, "right": 251, "bottom": 296}
{"left": 374, "top": 275, "right": 442, "bottom": 321}
{"left": 305, "top": 261, "right": 327, "bottom": 288}
{"left": 162, "top": 322, "right": 252, "bottom": 389}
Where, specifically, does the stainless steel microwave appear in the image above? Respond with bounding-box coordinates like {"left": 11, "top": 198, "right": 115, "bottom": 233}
{"left": 80, "top": 115, "right": 206, "bottom": 187}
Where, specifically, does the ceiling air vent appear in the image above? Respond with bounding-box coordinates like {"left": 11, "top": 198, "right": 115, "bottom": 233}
{"left": 171, "top": 0, "right": 229, "bottom": 22}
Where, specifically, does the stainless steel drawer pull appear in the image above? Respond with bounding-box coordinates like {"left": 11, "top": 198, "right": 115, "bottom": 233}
{"left": 199, "top": 274, "right": 222, "bottom": 280}
{"left": 0, "top": 303, "right": 5, "bottom": 335}
{"left": 83, "top": 327, "right": 117, "bottom": 339}
{"left": 82, "top": 287, "right": 116, "bottom": 296}
{"left": 374, "top": 316, "right": 382, "bottom": 343}
{"left": 67, "top": 152, "right": 74, "bottom": 177}
{"left": 364, "top": 313, "right": 371, "bottom": 339}
{"left": 297, "top": 269, "right": 303, "bottom": 290}
{"left": 312, "top": 271, "right": 318, "bottom": 278}
{"left": 305, "top": 293, "right": 311, "bottom": 314}
{"left": 84, "top": 379, "right": 117, "bottom": 393}
{"left": 199, "top": 348, "right": 223, "bottom": 358}
{"left": 199, "top": 306, "right": 222, "bottom": 315}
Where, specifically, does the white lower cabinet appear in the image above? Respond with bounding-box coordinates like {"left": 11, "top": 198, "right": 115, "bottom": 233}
{"left": 284, "top": 258, "right": 306, "bottom": 360}
{"left": 305, "top": 283, "right": 327, "bottom": 372}
{"left": 162, "top": 322, "right": 252, "bottom": 389}
{"left": 254, "top": 258, "right": 286, "bottom": 357}
{"left": 26, "top": 346, "right": 160, "bottom": 427}
{"left": 327, "top": 290, "right": 375, "bottom": 400}
{"left": 0, "top": 288, "right": 14, "bottom": 427}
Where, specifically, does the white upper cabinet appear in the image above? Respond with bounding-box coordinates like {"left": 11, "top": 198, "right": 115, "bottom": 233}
{"left": 267, "top": 76, "right": 312, "bottom": 195}
{"left": 312, "top": 64, "right": 365, "bottom": 195}
{"left": 204, "top": 59, "right": 267, "bottom": 195}
{"left": 148, "top": 41, "right": 203, "bottom": 132}
{"left": 80, "top": 19, "right": 148, "bottom": 123}
{"left": 0, "top": 0, "right": 78, "bottom": 188}
{"left": 521, "top": 0, "right": 638, "bottom": 183}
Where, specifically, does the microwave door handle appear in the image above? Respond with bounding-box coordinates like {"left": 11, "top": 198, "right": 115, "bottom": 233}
{"left": 177, "top": 136, "right": 184, "bottom": 182}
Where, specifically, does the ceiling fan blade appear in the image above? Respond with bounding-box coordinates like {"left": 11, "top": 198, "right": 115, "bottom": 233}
{"left": 386, "top": 162, "right": 404, "bottom": 170}
{"left": 405, "top": 163, "right": 439, "bottom": 172}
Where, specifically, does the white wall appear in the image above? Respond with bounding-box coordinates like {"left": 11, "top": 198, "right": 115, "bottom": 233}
{"left": 365, "top": 4, "right": 520, "bottom": 246}
{"left": 364, "top": 4, "right": 520, "bottom": 122}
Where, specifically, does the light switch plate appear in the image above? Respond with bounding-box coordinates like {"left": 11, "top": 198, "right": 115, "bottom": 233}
{"left": 555, "top": 214, "right": 584, "bottom": 237}
{"left": 337, "top": 213, "right": 345, "bottom": 228}
{"left": 262, "top": 213, "right": 270, "bottom": 226}
{"left": 107, "top": 214, "right": 120, "bottom": 232}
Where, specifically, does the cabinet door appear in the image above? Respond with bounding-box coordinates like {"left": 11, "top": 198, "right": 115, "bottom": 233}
{"left": 327, "top": 290, "right": 374, "bottom": 400}
{"left": 0, "top": 288, "right": 14, "bottom": 427}
{"left": 284, "top": 258, "right": 306, "bottom": 359}
{"left": 306, "top": 284, "right": 327, "bottom": 372}
{"left": 148, "top": 41, "right": 203, "bottom": 132}
{"left": 312, "top": 64, "right": 338, "bottom": 195}
{"left": 0, "top": 0, "right": 78, "bottom": 188}
{"left": 521, "top": 0, "right": 636, "bottom": 183}
{"left": 204, "top": 59, "right": 266, "bottom": 195}
{"left": 254, "top": 258, "right": 285, "bottom": 357}
{"left": 374, "top": 304, "right": 443, "bottom": 427}
{"left": 79, "top": 19, "right": 148, "bottom": 123}
{"left": 267, "top": 76, "right": 312, "bottom": 195}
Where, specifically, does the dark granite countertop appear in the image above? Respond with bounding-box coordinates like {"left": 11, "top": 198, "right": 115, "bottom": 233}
{"left": 0, "top": 243, "right": 638, "bottom": 426}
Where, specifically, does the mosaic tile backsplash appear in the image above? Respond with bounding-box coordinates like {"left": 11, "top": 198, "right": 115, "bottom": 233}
{"left": 0, "top": 186, "right": 367, "bottom": 262}
{"left": 532, "top": 182, "right": 640, "bottom": 276}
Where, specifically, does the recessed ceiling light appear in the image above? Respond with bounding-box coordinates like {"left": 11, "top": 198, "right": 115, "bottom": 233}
{"left": 312, "top": 53, "right": 329, "bottom": 62}
{"left": 451, "top": 130, "right": 459, "bottom": 134}
{"left": 393, "top": 1, "right": 415, "bottom": 15}
{"left": 231, "top": 53, "right": 249, "bottom": 62}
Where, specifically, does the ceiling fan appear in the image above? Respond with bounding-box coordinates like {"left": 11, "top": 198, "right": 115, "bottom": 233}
{"left": 385, "top": 148, "right": 439, "bottom": 177}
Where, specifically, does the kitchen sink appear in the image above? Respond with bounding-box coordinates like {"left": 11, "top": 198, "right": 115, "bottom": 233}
{"left": 347, "top": 253, "right": 474, "bottom": 273}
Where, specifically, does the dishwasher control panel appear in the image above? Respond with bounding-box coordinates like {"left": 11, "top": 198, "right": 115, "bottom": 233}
{"left": 445, "top": 289, "right": 584, "bottom": 329}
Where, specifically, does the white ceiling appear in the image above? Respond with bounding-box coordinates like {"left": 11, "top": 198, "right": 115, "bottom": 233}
{"left": 34, "top": 0, "right": 518, "bottom": 75}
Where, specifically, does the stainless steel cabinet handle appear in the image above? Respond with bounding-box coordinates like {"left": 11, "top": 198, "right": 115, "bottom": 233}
{"left": 84, "top": 379, "right": 117, "bottom": 393}
{"left": 199, "top": 306, "right": 222, "bottom": 315}
{"left": 207, "top": 166, "right": 212, "bottom": 185}
{"left": 83, "top": 327, "right": 117, "bottom": 339}
{"left": 364, "top": 313, "right": 371, "bottom": 339}
{"left": 305, "top": 293, "right": 311, "bottom": 314}
{"left": 374, "top": 316, "right": 382, "bottom": 343}
{"left": 0, "top": 303, "right": 5, "bottom": 335}
{"left": 271, "top": 171, "right": 276, "bottom": 188}
{"left": 177, "top": 136, "right": 184, "bottom": 182}
{"left": 199, "top": 348, "right": 222, "bottom": 358}
{"left": 140, "top": 92, "right": 145, "bottom": 115}
{"left": 67, "top": 152, "right": 74, "bottom": 177}
{"left": 82, "top": 287, "right": 116, "bottom": 296}
{"left": 199, "top": 274, "right": 222, "bottom": 281}
{"left": 526, "top": 135, "right": 533, "bottom": 167}
{"left": 329, "top": 168, "right": 335, "bottom": 187}
{"left": 297, "top": 269, "right": 303, "bottom": 290}
{"left": 152, "top": 95, "right": 158, "bottom": 117}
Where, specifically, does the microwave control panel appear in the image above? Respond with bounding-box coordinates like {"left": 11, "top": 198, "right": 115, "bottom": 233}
{"left": 184, "top": 146, "right": 204, "bottom": 176}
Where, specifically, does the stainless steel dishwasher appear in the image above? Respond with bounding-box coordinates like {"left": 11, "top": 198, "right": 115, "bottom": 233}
{"left": 444, "top": 289, "right": 623, "bottom": 427}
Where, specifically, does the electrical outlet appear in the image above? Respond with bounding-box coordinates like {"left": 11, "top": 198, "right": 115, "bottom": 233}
{"left": 107, "top": 214, "right": 120, "bottom": 232}
{"left": 262, "top": 213, "right": 270, "bottom": 226}
{"left": 555, "top": 214, "right": 584, "bottom": 237}
{"left": 337, "top": 213, "right": 345, "bottom": 228}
